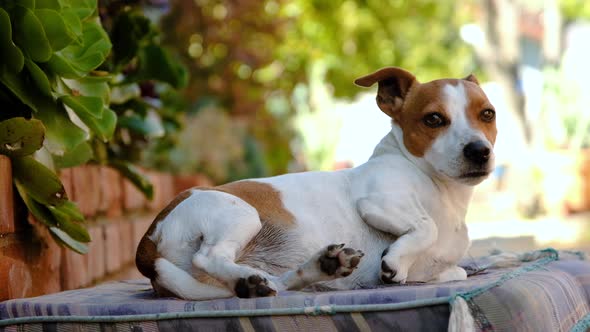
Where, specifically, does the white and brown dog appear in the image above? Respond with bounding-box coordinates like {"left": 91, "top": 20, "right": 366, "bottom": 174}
{"left": 136, "top": 67, "right": 497, "bottom": 300}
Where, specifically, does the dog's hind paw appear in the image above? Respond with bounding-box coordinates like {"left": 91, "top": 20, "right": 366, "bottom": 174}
{"left": 318, "top": 243, "right": 364, "bottom": 278}
{"left": 234, "top": 275, "right": 277, "bottom": 298}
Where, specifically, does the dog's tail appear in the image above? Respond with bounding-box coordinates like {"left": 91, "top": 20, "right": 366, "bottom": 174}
{"left": 153, "top": 257, "right": 234, "bottom": 300}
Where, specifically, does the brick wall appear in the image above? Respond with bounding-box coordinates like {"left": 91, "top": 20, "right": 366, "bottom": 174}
{"left": 0, "top": 155, "right": 213, "bottom": 301}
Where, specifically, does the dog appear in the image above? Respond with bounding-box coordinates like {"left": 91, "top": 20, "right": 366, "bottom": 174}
{"left": 136, "top": 67, "right": 497, "bottom": 300}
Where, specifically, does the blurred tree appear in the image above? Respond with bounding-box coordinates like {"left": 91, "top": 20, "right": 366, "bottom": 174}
{"left": 279, "top": 0, "right": 474, "bottom": 98}
{"left": 159, "top": 0, "right": 474, "bottom": 178}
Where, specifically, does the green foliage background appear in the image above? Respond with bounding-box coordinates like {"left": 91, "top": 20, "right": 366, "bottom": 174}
{"left": 157, "top": 0, "right": 474, "bottom": 176}
{"left": 0, "top": 0, "right": 188, "bottom": 253}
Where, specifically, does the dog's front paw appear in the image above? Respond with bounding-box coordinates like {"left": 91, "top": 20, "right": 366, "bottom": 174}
{"left": 380, "top": 248, "right": 408, "bottom": 284}
{"left": 318, "top": 243, "right": 364, "bottom": 278}
{"left": 234, "top": 275, "right": 277, "bottom": 298}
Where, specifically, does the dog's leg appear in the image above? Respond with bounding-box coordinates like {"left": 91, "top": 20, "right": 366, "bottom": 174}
{"left": 275, "top": 243, "right": 364, "bottom": 290}
{"left": 357, "top": 194, "right": 437, "bottom": 284}
{"left": 193, "top": 239, "right": 280, "bottom": 298}
{"left": 190, "top": 214, "right": 283, "bottom": 298}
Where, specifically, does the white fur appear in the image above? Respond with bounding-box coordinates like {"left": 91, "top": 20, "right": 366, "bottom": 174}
{"left": 147, "top": 81, "right": 495, "bottom": 299}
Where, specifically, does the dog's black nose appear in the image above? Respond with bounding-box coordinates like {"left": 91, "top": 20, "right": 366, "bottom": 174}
{"left": 463, "top": 141, "right": 491, "bottom": 164}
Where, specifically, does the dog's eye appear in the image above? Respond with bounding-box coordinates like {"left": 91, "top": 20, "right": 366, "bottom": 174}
{"left": 422, "top": 113, "right": 447, "bottom": 128}
{"left": 480, "top": 109, "right": 495, "bottom": 122}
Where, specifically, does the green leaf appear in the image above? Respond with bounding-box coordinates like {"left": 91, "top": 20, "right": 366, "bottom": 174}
{"left": 14, "top": 181, "right": 88, "bottom": 253}
{"left": 93, "top": 108, "right": 117, "bottom": 141}
{"left": 0, "top": 8, "right": 24, "bottom": 72}
{"left": 46, "top": 52, "right": 85, "bottom": 78}
{"left": 117, "top": 113, "right": 164, "bottom": 138}
{"left": 53, "top": 140, "right": 92, "bottom": 168}
{"left": 48, "top": 204, "right": 90, "bottom": 242}
{"left": 55, "top": 200, "right": 84, "bottom": 221}
{"left": 50, "top": 20, "right": 111, "bottom": 76}
{"left": 61, "top": 95, "right": 103, "bottom": 118}
{"left": 24, "top": 58, "right": 52, "bottom": 96}
{"left": 0, "top": 117, "right": 45, "bottom": 157}
{"left": 62, "top": 77, "right": 110, "bottom": 104}
{"left": 14, "top": 181, "right": 58, "bottom": 228}
{"left": 11, "top": 5, "right": 53, "bottom": 62}
{"left": 36, "top": 0, "right": 61, "bottom": 10}
{"left": 48, "top": 227, "right": 88, "bottom": 254}
{"left": 67, "top": 0, "right": 96, "bottom": 21}
{"left": 0, "top": 66, "right": 38, "bottom": 112}
{"left": 35, "top": 9, "right": 76, "bottom": 51}
{"left": 34, "top": 101, "right": 87, "bottom": 155}
{"left": 12, "top": 155, "right": 68, "bottom": 206}
{"left": 109, "top": 160, "right": 153, "bottom": 200}
{"left": 126, "top": 44, "right": 188, "bottom": 88}
{"left": 61, "top": 8, "right": 82, "bottom": 41}
{"left": 111, "top": 11, "right": 152, "bottom": 67}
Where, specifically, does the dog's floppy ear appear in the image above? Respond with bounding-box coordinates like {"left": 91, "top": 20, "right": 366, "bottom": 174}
{"left": 354, "top": 67, "right": 417, "bottom": 118}
{"left": 463, "top": 73, "right": 480, "bottom": 85}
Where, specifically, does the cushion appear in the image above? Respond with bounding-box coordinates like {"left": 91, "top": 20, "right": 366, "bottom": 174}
{"left": 1, "top": 249, "right": 589, "bottom": 331}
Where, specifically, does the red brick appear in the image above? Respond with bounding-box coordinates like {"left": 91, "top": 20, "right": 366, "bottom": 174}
{"left": 86, "top": 224, "right": 105, "bottom": 281}
{"left": 98, "top": 166, "right": 123, "bottom": 218}
{"left": 71, "top": 165, "right": 101, "bottom": 218}
{"left": 146, "top": 171, "right": 163, "bottom": 211}
{"left": 0, "top": 155, "right": 15, "bottom": 234}
{"left": 30, "top": 222, "right": 62, "bottom": 296}
{"left": 61, "top": 246, "right": 89, "bottom": 290}
{"left": 0, "top": 257, "right": 32, "bottom": 301}
{"left": 122, "top": 176, "right": 146, "bottom": 212}
{"left": 174, "top": 174, "right": 214, "bottom": 194}
{"left": 119, "top": 221, "right": 134, "bottom": 265}
{"left": 59, "top": 168, "right": 74, "bottom": 199}
{"left": 160, "top": 173, "right": 176, "bottom": 205}
{"left": 1, "top": 219, "right": 63, "bottom": 300}
{"left": 104, "top": 222, "right": 122, "bottom": 273}
{"left": 132, "top": 215, "right": 153, "bottom": 248}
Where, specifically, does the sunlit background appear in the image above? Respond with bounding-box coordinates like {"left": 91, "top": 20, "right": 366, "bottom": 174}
{"left": 135, "top": 0, "right": 590, "bottom": 255}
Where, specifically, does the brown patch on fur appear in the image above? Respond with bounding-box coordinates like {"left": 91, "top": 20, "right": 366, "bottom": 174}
{"left": 135, "top": 190, "right": 194, "bottom": 280}
{"left": 151, "top": 280, "right": 176, "bottom": 297}
{"left": 463, "top": 81, "right": 497, "bottom": 145}
{"left": 395, "top": 79, "right": 459, "bottom": 157}
{"left": 355, "top": 67, "right": 417, "bottom": 118}
{"left": 212, "top": 181, "right": 295, "bottom": 226}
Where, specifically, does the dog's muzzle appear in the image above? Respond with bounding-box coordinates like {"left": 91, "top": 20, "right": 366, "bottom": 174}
{"left": 463, "top": 141, "right": 490, "bottom": 165}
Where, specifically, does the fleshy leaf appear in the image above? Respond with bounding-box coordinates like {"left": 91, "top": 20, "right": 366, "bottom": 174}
{"left": 0, "top": 8, "right": 24, "bottom": 72}
{"left": 61, "top": 95, "right": 104, "bottom": 118}
{"left": 0, "top": 67, "right": 39, "bottom": 112}
{"left": 24, "top": 58, "right": 52, "bottom": 96}
{"left": 36, "top": 0, "right": 63, "bottom": 10}
{"left": 63, "top": 77, "right": 110, "bottom": 104}
{"left": 53, "top": 140, "right": 93, "bottom": 168}
{"left": 0, "top": 117, "right": 45, "bottom": 157}
{"left": 117, "top": 112, "right": 164, "bottom": 138}
{"left": 109, "top": 160, "right": 153, "bottom": 200}
{"left": 35, "top": 9, "right": 76, "bottom": 51}
{"left": 12, "top": 155, "right": 68, "bottom": 206}
{"left": 126, "top": 44, "right": 188, "bottom": 88}
{"left": 48, "top": 204, "right": 90, "bottom": 242}
{"left": 55, "top": 20, "right": 111, "bottom": 74}
{"left": 111, "top": 11, "right": 151, "bottom": 67}
{"left": 11, "top": 5, "right": 53, "bottom": 63}
{"left": 48, "top": 227, "right": 88, "bottom": 254}
{"left": 34, "top": 101, "right": 87, "bottom": 155}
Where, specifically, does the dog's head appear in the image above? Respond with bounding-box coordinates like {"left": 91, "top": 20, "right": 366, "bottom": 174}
{"left": 355, "top": 67, "right": 497, "bottom": 185}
